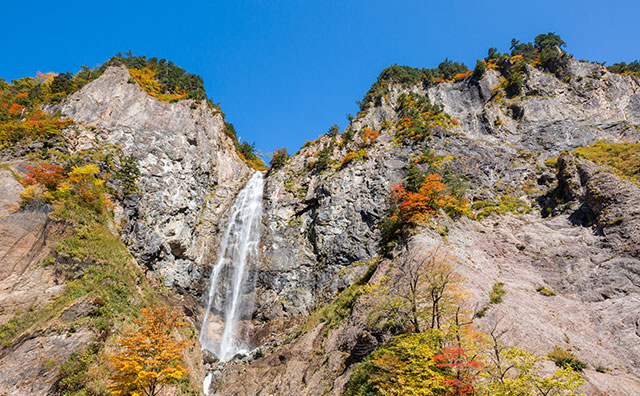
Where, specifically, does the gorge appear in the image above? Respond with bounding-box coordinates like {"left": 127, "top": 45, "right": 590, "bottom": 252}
{"left": 0, "top": 36, "right": 639, "bottom": 396}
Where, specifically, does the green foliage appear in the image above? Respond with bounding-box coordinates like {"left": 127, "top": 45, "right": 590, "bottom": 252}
{"left": 314, "top": 142, "right": 333, "bottom": 171}
{"left": 104, "top": 53, "right": 206, "bottom": 101}
{"left": 405, "top": 162, "right": 425, "bottom": 193}
{"left": 379, "top": 211, "right": 404, "bottom": 254}
{"left": 573, "top": 141, "right": 640, "bottom": 186}
{"left": 328, "top": 124, "right": 340, "bottom": 135}
{"left": 113, "top": 154, "right": 140, "bottom": 199}
{"left": 237, "top": 141, "right": 259, "bottom": 161}
{"left": 299, "top": 260, "right": 378, "bottom": 335}
{"left": 393, "top": 93, "right": 459, "bottom": 143}
{"left": 489, "top": 282, "right": 506, "bottom": 304}
{"left": 471, "top": 195, "right": 530, "bottom": 219}
{"left": 360, "top": 62, "right": 469, "bottom": 110}
{"left": 536, "top": 286, "right": 556, "bottom": 296}
{"left": 269, "top": 148, "right": 289, "bottom": 170}
{"left": 473, "top": 60, "right": 487, "bottom": 79}
{"left": 548, "top": 347, "right": 588, "bottom": 372}
{"left": 475, "top": 282, "right": 506, "bottom": 318}
{"left": 344, "top": 331, "right": 447, "bottom": 396}
{"left": 55, "top": 343, "right": 101, "bottom": 395}
{"left": 608, "top": 60, "right": 640, "bottom": 77}
{"left": 342, "top": 127, "right": 355, "bottom": 143}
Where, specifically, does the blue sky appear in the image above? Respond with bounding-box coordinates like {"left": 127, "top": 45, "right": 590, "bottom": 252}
{"left": 2, "top": 0, "right": 639, "bottom": 156}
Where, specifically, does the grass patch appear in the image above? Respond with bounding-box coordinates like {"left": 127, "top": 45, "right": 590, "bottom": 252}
{"left": 548, "top": 346, "right": 588, "bottom": 372}
{"left": 475, "top": 282, "right": 506, "bottom": 318}
{"left": 574, "top": 141, "right": 640, "bottom": 186}
{"left": 536, "top": 285, "right": 556, "bottom": 296}
{"left": 298, "top": 259, "right": 378, "bottom": 335}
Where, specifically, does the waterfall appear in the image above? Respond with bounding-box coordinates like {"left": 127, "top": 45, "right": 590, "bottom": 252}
{"left": 199, "top": 171, "right": 263, "bottom": 362}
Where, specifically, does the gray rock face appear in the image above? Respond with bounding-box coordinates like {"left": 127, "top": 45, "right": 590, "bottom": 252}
{"left": 50, "top": 66, "right": 251, "bottom": 293}
{"left": 256, "top": 58, "right": 640, "bottom": 318}
{"left": 219, "top": 59, "right": 640, "bottom": 395}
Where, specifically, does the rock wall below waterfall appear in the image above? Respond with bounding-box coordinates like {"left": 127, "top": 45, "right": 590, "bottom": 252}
{"left": 209, "top": 57, "right": 640, "bottom": 395}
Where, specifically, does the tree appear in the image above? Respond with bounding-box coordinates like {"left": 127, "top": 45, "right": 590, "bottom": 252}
{"left": 269, "top": 148, "right": 289, "bottom": 170}
{"left": 405, "top": 162, "right": 425, "bottom": 193}
{"left": 314, "top": 143, "right": 333, "bottom": 171}
{"left": 108, "top": 306, "right": 193, "bottom": 396}
{"left": 364, "top": 248, "right": 463, "bottom": 333}
{"left": 476, "top": 324, "right": 586, "bottom": 396}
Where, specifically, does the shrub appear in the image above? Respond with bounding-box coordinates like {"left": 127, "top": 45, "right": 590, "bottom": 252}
{"left": 473, "top": 60, "right": 487, "bottom": 79}
{"left": 608, "top": 61, "right": 640, "bottom": 77}
{"left": 489, "top": 282, "right": 506, "bottom": 304}
{"left": 536, "top": 286, "right": 556, "bottom": 296}
{"left": 314, "top": 143, "right": 333, "bottom": 172}
{"left": 269, "top": 148, "right": 289, "bottom": 170}
{"left": 340, "top": 149, "right": 367, "bottom": 169}
{"left": 405, "top": 162, "right": 425, "bottom": 193}
{"left": 548, "top": 347, "right": 587, "bottom": 372}
{"left": 393, "top": 93, "right": 458, "bottom": 143}
{"left": 573, "top": 141, "right": 640, "bottom": 186}
{"left": 391, "top": 174, "right": 463, "bottom": 225}
{"left": 20, "top": 162, "right": 64, "bottom": 190}
{"left": 361, "top": 129, "right": 380, "bottom": 146}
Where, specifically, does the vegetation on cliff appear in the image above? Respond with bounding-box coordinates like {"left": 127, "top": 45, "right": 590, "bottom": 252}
{"left": 360, "top": 32, "right": 571, "bottom": 109}
{"left": 1, "top": 145, "right": 198, "bottom": 395}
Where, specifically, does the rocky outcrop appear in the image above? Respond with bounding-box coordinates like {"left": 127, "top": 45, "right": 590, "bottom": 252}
{"left": 255, "top": 57, "right": 640, "bottom": 319}
{"left": 49, "top": 66, "right": 252, "bottom": 294}
{"left": 209, "top": 58, "right": 640, "bottom": 395}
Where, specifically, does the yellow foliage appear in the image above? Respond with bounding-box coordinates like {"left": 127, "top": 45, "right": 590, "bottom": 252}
{"left": 128, "top": 68, "right": 187, "bottom": 103}
{"left": 108, "top": 306, "right": 193, "bottom": 396}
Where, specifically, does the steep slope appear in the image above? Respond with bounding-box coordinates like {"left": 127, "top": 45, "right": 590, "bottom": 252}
{"left": 49, "top": 65, "right": 252, "bottom": 295}
{"left": 207, "top": 57, "right": 640, "bottom": 395}
{"left": 0, "top": 62, "right": 251, "bottom": 395}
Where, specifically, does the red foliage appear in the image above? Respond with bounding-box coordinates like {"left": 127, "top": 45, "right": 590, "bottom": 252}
{"left": 391, "top": 174, "right": 451, "bottom": 223}
{"left": 20, "top": 162, "right": 64, "bottom": 190}
{"left": 433, "top": 347, "right": 482, "bottom": 396}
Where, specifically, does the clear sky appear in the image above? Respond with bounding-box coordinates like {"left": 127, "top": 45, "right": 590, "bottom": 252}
{"left": 2, "top": 0, "right": 639, "bottom": 156}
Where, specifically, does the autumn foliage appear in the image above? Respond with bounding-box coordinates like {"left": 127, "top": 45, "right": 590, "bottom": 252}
{"left": 391, "top": 174, "right": 462, "bottom": 224}
{"left": 108, "top": 306, "right": 193, "bottom": 396}
{"left": 362, "top": 128, "right": 380, "bottom": 146}
{"left": 20, "top": 162, "right": 64, "bottom": 190}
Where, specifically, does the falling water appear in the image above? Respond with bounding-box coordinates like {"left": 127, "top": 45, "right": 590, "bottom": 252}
{"left": 200, "top": 172, "right": 263, "bottom": 362}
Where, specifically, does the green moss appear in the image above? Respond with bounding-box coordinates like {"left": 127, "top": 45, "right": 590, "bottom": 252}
{"left": 573, "top": 141, "right": 640, "bottom": 186}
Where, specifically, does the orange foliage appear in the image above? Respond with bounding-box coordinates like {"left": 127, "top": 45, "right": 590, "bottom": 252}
{"left": 362, "top": 128, "right": 380, "bottom": 146}
{"left": 391, "top": 174, "right": 461, "bottom": 224}
{"left": 108, "top": 306, "right": 193, "bottom": 396}
{"left": 453, "top": 71, "right": 473, "bottom": 81}
{"left": 8, "top": 103, "right": 25, "bottom": 116}
{"left": 20, "top": 162, "right": 64, "bottom": 190}
{"left": 35, "top": 71, "right": 57, "bottom": 84}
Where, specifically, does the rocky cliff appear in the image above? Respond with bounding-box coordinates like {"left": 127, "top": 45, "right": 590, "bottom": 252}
{"left": 208, "top": 57, "right": 640, "bottom": 395}
{"left": 49, "top": 65, "right": 252, "bottom": 294}
{"left": 0, "top": 64, "right": 250, "bottom": 395}
{"left": 1, "top": 49, "right": 640, "bottom": 396}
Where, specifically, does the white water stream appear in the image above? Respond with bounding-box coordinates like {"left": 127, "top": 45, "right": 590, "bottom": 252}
{"left": 200, "top": 172, "right": 264, "bottom": 369}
